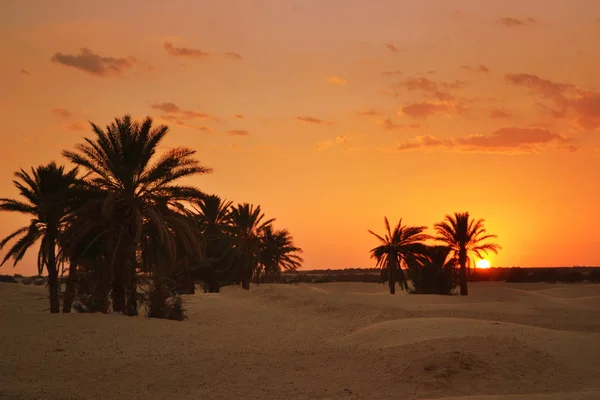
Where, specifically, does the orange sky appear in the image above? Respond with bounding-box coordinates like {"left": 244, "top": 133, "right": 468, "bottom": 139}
{"left": 2, "top": 0, "right": 600, "bottom": 275}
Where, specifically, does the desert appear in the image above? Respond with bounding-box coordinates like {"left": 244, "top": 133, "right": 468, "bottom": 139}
{"left": 2, "top": 281, "right": 599, "bottom": 400}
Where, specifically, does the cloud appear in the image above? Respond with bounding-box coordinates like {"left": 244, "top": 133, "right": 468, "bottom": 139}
{"left": 151, "top": 102, "right": 181, "bottom": 113}
{"left": 385, "top": 43, "right": 402, "bottom": 53}
{"left": 233, "top": 114, "right": 245, "bottom": 119}
{"left": 163, "top": 42, "right": 211, "bottom": 58}
{"left": 150, "top": 102, "right": 216, "bottom": 122}
{"left": 53, "top": 108, "right": 72, "bottom": 118}
{"left": 385, "top": 127, "right": 574, "bottom": 154}
{"left": 326, "top": 76, "right": 348, "bottom": 85}
{"left": 61, "top": 121, "right": 86, "bottom": 132}
{"left": 354, "top": 109, "right": 381, "bottom": 117}
{"left": 315, "top": 135, "right": 348, "bottom": 150}
{"left": 224, "top": 52, "right": 243, "bottom": 61}
{"left": 51, "top": 48, "right": 139, "bottom": 77}
{"left": 391, "top": 77, "right": 468, "bottom": 102}
{"left": 376, "top": 118, "right": 404, "bottom": 130}
{"left": 461, "top": 65, "right": 489, "bottom": 73}
{"left": 20, "top": 69, "right": 30, "bottom": 76}
{"left": 400, "top": 102, "right": 450, "bottom": 119}
{"left": 227, "top": 130, "right": 249, "bottom": 136}
{"left": 490, "top": 108, "right": 513, "bottom": 119}
{"left": 382, "top": 70, "right": 403, "bottom": 76}
{"left": 296, "top": 116, "right": 332, "bottom": 125}
{"left": 497, "top": 17, "right": 535, "bottom": 27}
{"left": 157, "top": 116, "right": 214, "bottom": 132}
{"left": 506, "top": 73, "right": 600, "bottom": 130}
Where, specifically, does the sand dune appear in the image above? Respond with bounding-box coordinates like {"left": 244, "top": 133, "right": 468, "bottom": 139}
{"left": 1, "top": 281, "right": 599, "bottom": 399}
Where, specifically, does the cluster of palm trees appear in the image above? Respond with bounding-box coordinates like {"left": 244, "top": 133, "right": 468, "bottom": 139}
{"left": 0, "top": 115, "right": 303, "bottom": 318}
{"left": 369, "top": 213, "right": 500, "bottom": 296}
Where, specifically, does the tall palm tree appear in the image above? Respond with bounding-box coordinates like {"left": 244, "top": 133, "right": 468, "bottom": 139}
{"left": 193, "top": 195, "right": 233, "bottom": 292}
{"left": 0, "top": 162, "right": 79, "bottom": 313}
{"left": 259, "top": 226, "right": 303, "bottom": 283}
{"left": 62, "top": 114, "right": 211, "bottom": 315}
{"left": 368, "top": 217, "right": 430, "bottom": 294}
{"left": 434, "top": 212, "right": 501, "bottom": 296}
{"left": 229, "top": 203, "right": 274, "bottom": 289}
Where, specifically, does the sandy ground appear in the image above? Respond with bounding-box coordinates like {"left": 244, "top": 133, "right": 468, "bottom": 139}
{"left": 1, "top": 281, "right": 599, "bottom": 400}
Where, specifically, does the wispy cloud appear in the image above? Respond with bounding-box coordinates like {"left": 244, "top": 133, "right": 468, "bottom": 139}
{"left": 376, "top": 118, "right": 404, "bottom": 131}
{"left": 490, "top": 108, "right": 513, "bottom": 119}
{"left": 53, "top": 108, "right": 72, "bottom": 118}
{"left": 51, "top": 48, "right": 139, "bottom": 77}
{"left": 461, "top": 65, "right": 490, "bottom": 73}
{"left": 505, "top": 73, "right": 600, "bottom": 130}
{"left": 150, "top": 102, "right": 217, "bottom": 123}
{"left": 384, "top": 127, "right": 574, "bottom": 154}
{"left": 233, "top": 114, "right": 245, "bottom": 119}
{"left": 224, "top": 52, "right": 243, "bottom": 61}
{"left": 326, "top": 76, "right": 348, "bottom": 85}
{"left": 385, "top": 43, "right": 402, "bottom": 53}
{"left": 497, "top": 17, "right": 536, "bottom": 27}
{"left": 151, "top": 102, "right": 181, "bottom": 113}
{"left": 382, "top": 70, "right": 403, "bottom": 76}
{"left": 227, "top": 130, "right": 249, "bottom": 136}
{"left": 354, "top": 109, "right": 381, "bottom": 117}
{"left": 296, "top": 116, "right": 332, "bottom": 125}
{"left": 315, "top": 135, "right": 348, "bottom": 150}
{"left": 399, "top": 102, "right": 450, "bottom": 119}
{"left": 163, "top": 42, "right": 211, "bottom": 58}
{"left": 20, "top": 69, "right": 30, "bottom": 76}
{"left": 61, "top": 121, "right": 86, "bottom": 132}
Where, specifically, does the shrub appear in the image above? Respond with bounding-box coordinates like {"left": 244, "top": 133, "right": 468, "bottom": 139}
{"left": 0, "top": 274, "right": 17, "bottom": 283}
{"left": 21, "top": 277, "right": 33, "bottom": 285}
{"left": 13, "top": 273, "right": 23, "bottom": 279}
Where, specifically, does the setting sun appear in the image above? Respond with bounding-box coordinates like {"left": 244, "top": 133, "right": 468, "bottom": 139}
{"left": 476, "top": 259, "right": 491, "bottom": 269}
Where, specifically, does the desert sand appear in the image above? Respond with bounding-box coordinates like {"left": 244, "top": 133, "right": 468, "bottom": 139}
{"left": 1, "top": 281, "right": 599, "bottom": 400}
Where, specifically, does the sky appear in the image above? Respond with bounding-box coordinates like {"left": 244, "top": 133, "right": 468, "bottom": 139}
{"left": 1, "top": 0, "right": 600, "bottom": 275}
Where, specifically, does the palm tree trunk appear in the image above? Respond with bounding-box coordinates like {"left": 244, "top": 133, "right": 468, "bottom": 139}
{"left": 125, "top": 267, "right": 138, "bottom": 316}
{"left": 458, "top": 248, "right": 468, "bottom": 296}
{"left": 112, "top": 265, "right": 126, "bottom": 312}
{"left": 62, "top": 260, "right": 78, "bottom": 313}
{"left": 47, "top": 247, "right": 60, "bottom": 313}
{"left": 388, "top": 252, "right": 396, "bottom": 295}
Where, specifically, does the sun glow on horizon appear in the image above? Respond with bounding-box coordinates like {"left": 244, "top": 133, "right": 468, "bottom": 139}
{"left": 476, "top": 259, "right": 491, "bottom": 269}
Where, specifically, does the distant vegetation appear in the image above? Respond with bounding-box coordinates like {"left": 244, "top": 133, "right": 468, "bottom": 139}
{"left": 279, "top": 267, "right": 600, "bottom": 285}
{"left": 0, "top": 115, "right": 303, "bottom": 319}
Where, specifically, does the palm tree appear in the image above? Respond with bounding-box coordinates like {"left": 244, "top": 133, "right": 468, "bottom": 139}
{"left": 62, "top": 114, "right": 211, "bottom": 315}
{"left": 229, "top": 203, "right": 274, "bottom": 289}
{"left": 368, "top": 217, "right": 430, "bottom": 294}
{"left": 259, "top": 226, "right": 303, "bottom": 283}
{"left": 0, "top": 162, "right": 79, "bottom": 313}
{"left": 434, "top": 212, "right": 501, "bottom": 296}
{"left": 193, "top": 195, "right": 234, "bottom": 292}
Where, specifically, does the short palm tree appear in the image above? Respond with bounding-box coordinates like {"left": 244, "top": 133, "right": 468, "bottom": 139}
{"left": 259, "top": 226, "right": 303, "bottom": 283}
{"left": 229, "top": 203, "right": 274, "bottom": 289}
{"left": 0, "top": 162, "right": 79, "bottom": 313}
{"left": 368, "top": 217, "right": 430, "bottom": 294}
{"left": 434, "top": 212, "right": 501, "bottom": 296}
{"left": 192, "top": 195, "right": 234, "bottom": 292}
{"left": 62, "top": 114, "right": 211, "bottom": 315}
{"left": 406, "top": 245, "right": 457, "bottom": 295}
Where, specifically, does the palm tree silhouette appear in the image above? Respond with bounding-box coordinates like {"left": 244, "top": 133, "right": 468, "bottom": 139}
{"left": 368, "top": 217, "right": 430, "bottom": 294}
{"left": 62, "top": 114, "right": 211, "bottom": 315}
{"left": 259, "top": 226, "right": 303, "bottom": 283}
{"left": 434, "top": 212, "right": 501, "bottom": 296}
{"left": 0, "top": 162, "right": 79, "bottom": 313}
{"left": 193, "top": 194, "right": 234, "bottom": 292}
{"left": 229, "top": 203, "right": 274, "bottom": 289}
